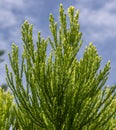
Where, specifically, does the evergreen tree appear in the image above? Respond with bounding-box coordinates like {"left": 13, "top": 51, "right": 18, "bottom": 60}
{"left": 0, "top": 50, "right": 8, "bottom": 91}
{"left": 0, "top": 50, "right": 15, "bottom": 129}
{"left": 0, "top": 50, "right": 5, "bottom": 63}
{"left": 0, "top": 88, "right": 15, "bottom": 129}
{"left": 6, "top": 4, "right": 116, "bottom": 129}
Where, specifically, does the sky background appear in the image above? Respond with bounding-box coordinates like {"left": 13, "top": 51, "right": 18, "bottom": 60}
{"left": 0, "top": 0, "right": 116, "bottom": 86}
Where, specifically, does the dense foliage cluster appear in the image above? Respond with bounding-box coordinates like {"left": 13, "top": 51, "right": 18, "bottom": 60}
{"left": 0, "top": 88, "right": 14, "bottom": 129}
{"left": 0, "top": 4, "right": 116, "bottom": 130}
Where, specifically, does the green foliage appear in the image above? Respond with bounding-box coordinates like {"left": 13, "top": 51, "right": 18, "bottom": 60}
{"left": 1, "top": 84, "right": 8, "bottom": 91}
{"left": 0, "top": 50, "right": 4, "bottom": 56}
{"left": 0, "top": 88, "right": 14, "bottom": 130}
{"left": 0, "top": 86, "right": 36, "bottom": 130}
{"left": 0, "top": 50, "right": 4, "bottom": 63}
{"left": 0, "top": 49, "right": 8, "bottom": 91}
{"left": 5, "top": 4, "right": 116, "bottom": 130}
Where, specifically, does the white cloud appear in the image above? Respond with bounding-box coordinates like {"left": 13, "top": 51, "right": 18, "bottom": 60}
{"left": 5, "top": 0, "right": 24, "bottom": 5}
{"left": 0, "top": 0, "right": 45, "bottom": 29}
{"left": 0, "top": 0, "right": 27, "bottom": 28}
{"left": 75, "top": 0, "right": 116, "bottom": 42}
{"left": 0, "top": 36, "right": 7, "bottom": 50}
{"left": 0, "top": 10, "right": 17, "bottom": 28}
{"left": 0, "top": 0, "right": 25, "bottom": 9}
{"left": 104, "top": 0, "right": 116, "bottom": 12}
{"left": 0, "top": 62, "right": 6, "bottom": 85}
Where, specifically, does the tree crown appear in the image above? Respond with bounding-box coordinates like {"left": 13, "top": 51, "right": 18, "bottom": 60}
{"left": 5, "top": 4, "right": 116, "bottom": 130}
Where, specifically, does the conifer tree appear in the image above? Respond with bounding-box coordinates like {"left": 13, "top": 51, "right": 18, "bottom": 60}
{"left": 0, "top": 50, "right": 8, "bottom": 91}
{"left": 0, "top": 88, "right": 15, "bottom": 129}
{"left": 0, "top": 50, "right": 5, "bottom": 63}
{"left": 6, "top": 4, "right": 116, "bottom": 130}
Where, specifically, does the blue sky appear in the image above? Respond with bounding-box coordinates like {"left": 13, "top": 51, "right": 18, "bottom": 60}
{"left": 0, "top": 0, "right": 116, "bottom": 86}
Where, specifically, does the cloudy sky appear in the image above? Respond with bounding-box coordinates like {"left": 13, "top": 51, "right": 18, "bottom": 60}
{"left": 0, "top": 0, "right": 116, "bottom": 86}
